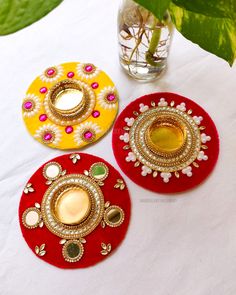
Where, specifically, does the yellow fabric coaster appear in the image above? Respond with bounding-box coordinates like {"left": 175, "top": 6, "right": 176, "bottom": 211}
{"left": 22, "top": 62, "right": 119, "bottom": 150}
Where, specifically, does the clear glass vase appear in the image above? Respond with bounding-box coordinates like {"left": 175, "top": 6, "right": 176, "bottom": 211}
{"left": 118, "top": 0, "right": 173, "bottom": 82}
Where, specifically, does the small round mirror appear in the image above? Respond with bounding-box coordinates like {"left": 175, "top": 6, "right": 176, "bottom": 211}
{"left": 104, "top": 206, "right": 124, "bottom": 227}
{"left": 23, "top": 208, "right": 40, "bottom": 229}
{"left": 66, "top": 242, "right": 81, "bottom": 258}
{"left": 62, "top": 240, "right": 84, "bottom": 262}
{"left": 43, "top": 162, "right": 61, "bottom": 180}
{"left": 108, "top": 209, "right": 121, "bottom": 223}
{"left": 90, "top": 163, "right": 109, "bottom": 181}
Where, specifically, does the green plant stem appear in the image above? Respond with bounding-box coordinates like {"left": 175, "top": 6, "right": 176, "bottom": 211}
{"left": 145, "top": 25, "right": 162, "bottom": 67}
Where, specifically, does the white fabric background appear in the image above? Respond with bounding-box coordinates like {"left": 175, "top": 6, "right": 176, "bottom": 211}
{"left": 0, "top": 0, "right": 236, "bottom": 294}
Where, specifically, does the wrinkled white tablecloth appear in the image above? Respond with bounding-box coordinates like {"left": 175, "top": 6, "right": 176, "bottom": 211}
{"left": 1, "top": 0, "right": 236, "bottom": 294}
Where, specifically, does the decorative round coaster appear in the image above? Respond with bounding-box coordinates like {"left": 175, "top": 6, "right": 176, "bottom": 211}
{"left": 112, "top": 93, "right": 219, "bottom": 194}
{"left": 19, "top": 153, "right": 130, "bottom": 269}
{"left": 22, "top": 62, "right": 119, "bottom": 150}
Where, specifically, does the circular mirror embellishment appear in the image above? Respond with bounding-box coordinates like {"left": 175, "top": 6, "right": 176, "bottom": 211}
{"left": 89, "top": 162, "right": 109, "bottom": 182}
{"left": 113, "top": 93, "right": 219, "bottom": 193}
{"left": 22, "top": 207, "right": 42, "bottom": 229}
{"left": 19, "top": 153, "right": 131, "bottom": 268}
{"left": 62, "top": 240, "right": 84, "bottom": 263}
{"left": 22, "top": 62, "right": 119, "bottom": 150}
{"left": 103, "top": 205, "right": 125, "bottom": 228}
{"left": 43, "top": 162, "right": 63, "bottom": 181}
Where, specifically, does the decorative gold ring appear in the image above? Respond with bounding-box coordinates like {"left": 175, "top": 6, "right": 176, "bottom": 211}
{"left": 129, "top": 107, "right": 201, "bottom": 172}
{"left": 52, "top": 186, "right": 92, "bottom": 226}
{"left": 41, "top": 174, "right": 104, "bottom": 240}
{"left": 47, "top": 79, "right": 86, "bottom": 120}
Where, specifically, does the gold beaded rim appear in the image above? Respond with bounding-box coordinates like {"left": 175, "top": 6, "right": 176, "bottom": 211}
{"left": 44, "top": 80, "right": 96, "bottom": 126}
{"left": 48, "top": 80, "right": 85, "bottom": 117}
{"left": 41, "top": 174, "right": 105, "bottom": 239}
{"left": 145, "top": 116, "right": 187, "bottom": 157}
{"left": 129, "top": 107, "right": 201, "bottom": 172}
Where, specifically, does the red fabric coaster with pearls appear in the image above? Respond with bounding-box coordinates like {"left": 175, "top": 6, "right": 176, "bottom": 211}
{"left": 22, "top": 62, "right": 118, "bottom": 150}
{"left": 112, "top": 92, "right": 219, "bottom": 194}
{"left": 19, "top": 153, "right": 131, "bottom": 269}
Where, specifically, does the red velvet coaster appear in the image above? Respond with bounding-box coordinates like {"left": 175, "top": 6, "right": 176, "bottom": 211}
{"left": 112, "top": 93, "right": 219, "bottom": 194}
{"left": 19, "top": 153, "right": 131, "bottom": 269}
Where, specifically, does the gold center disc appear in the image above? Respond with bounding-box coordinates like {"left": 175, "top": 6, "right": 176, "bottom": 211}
{"left": 54, "top": 187, "right": 91, "bottom": 225}
{"left": 148, "top": 121, "right": 186, "bottom": 153}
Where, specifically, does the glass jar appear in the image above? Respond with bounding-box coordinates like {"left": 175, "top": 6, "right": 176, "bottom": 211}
{"left": 118, "top": 0, "right": 173, "bottom": 82}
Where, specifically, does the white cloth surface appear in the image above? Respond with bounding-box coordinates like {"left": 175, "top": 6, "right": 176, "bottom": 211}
{"left": 0, "top": 0, "right": 236, "bottom": 294}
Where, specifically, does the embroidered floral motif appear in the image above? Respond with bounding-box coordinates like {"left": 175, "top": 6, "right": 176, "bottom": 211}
{"left": 160, "top": 172, "right": 172, "bottom": 183}
{"left": 193, "top": 116, "right": 203, "bottom": 125}
{"left": 125, "top": 152, "right": 136, "bottom": 162}
{"left": 119, "top": 132, "right": 129, "bottom": 143}
{"left": 182, "top": 166, "right": 193, "bottom": 177}
{"left": 97, "top": 86, "right": 118, "bottom": 109}
{"left": 114, "top": 179, "right": 126, "bottom": 190}
{"left": 40, "top": 65, "right": 63, "bottom": 83}
{"left": 22, "top": 94, "right": 41, "bottom": 117}
{"left": 197, "top": 151, "right": 208, "bottom": 161}
{"left": 34, "top": 124, "right": 62, "bottom": 145}
{"left": 141, "top": 166, "right": 152, "bottom": 176}
{"left": 70, "top": 153, "right": 81, "bottom": 164}
{"left": 23, "top": 183, "right": 35, "bottom": 194}
{"left": 77, "top": 63, "right": 100, "bottom": 80}
{"left": 100, "top": 243, "right": 112, "bottom": 256}
{"left": 176, "top": 102, "right": 186, "bottom": 112}
{"left": 74, "top": 122, "right": 101, "bottom": 145}
{"left": 139, "top": 103, "right": 149, "bottom": 113}
{"left": 125, "top": 117, "right": 135, "bottom": 127}
{"left": 201, "top": 133, "right": 211, "bottom": 143}
{"left": 158, "top": 98, "right": 168, "bottom": 107}
{"left": 35, "top": 244, "right": 46, "bottom": 256}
